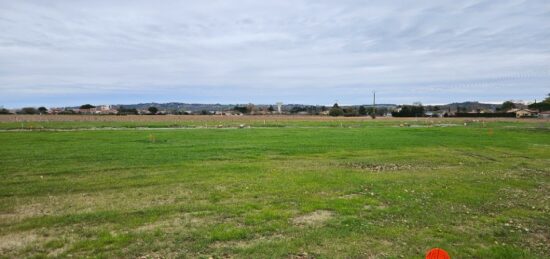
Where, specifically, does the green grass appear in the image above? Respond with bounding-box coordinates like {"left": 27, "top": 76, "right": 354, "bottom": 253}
{"left": 1, "top": 119, "right": 549, "bottom": 258}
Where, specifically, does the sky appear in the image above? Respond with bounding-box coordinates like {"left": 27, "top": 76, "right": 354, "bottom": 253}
{"left": 1, "top": 0, "right": 549, "bottom": 108}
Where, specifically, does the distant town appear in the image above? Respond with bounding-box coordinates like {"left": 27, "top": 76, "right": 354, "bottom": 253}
{"left": 1, "top": 94, "right": 549, "bottom": 119}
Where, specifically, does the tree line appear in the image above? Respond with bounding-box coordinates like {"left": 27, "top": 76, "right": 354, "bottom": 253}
{"left": 2, "top": 93, "right": 549, "bottom": 116}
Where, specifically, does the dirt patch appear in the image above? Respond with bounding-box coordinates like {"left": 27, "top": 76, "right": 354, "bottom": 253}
{"left": 288, "top": 252, "right": 316, "bottom": 259}
{"left": 292, "top": 210, "right": 334, "bottom": 226}
{"left": 455, "top": 151, "right": 498, "bottom": 162}
{"left": 363, "top": 204, "right": 388, "bottom": 210}
{"left": 0, "top": 232, "right": 39, "bottom": 252}
{"left": 339, "top": 193, "right": 360, "bottom": 199}
{"left": 0, "top": 203, "right": 54, "bottom": 223}
{"left": 527, "top": 232, "right": 550, "bottom": 254}
{"left": 340, "top": 162, "right": 414, "bottom": 172}
{"left": 137, "top": 252, "right": 175, "bottom": 259}
{"left": 211, "top": 234, "right": 285, "bottom": 249}
{"left": 0, "top": 228, "right": 78, "bottom": 257}
{"left": 136, "top": 213, "right": 209, "bottom": 233}
{"left": 48, "top": 246, "right": 69, "bottom": 258}
{"left": 4, "top": 186, "right": 194, "bottom": 223}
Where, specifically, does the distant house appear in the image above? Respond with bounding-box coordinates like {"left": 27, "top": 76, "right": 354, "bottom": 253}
{"left": 424, "top": 111, "right": 434, "bottom": 117}
{"left": 540, "top": 111, "right": 550, "bottom": 119}
{"left": 76, "top": 108, "right": 94, "bottom": 114}
{"left": 48, "top": 108, "right": 65, "bottom": 114}
{"left": 97, "top": 105, "right": 111, "bottom": 112}
{"left": 95, "top": 105, "right": 118, "bottom": 114}
{"left": 77, "top": 105, "right": 118, "bottom": 115}
{"left": 424, "top": 110, "right": 448, "bottom": 117}
{"left": 508, "top": 109, "right": 538, "bottom": 118}
{"left": 476, "top": 109, "right": 493, "bottom": 113}
{"left": 211, "top": 110, "right": 242, "bottom": 116}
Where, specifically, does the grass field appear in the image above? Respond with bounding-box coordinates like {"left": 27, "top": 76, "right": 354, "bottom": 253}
{"left": 1, "top": 116, "right": 549, "bottom": 258}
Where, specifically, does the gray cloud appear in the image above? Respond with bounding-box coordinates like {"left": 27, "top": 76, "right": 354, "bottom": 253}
{"left": 1, "top": 0, "right": 549, "bottom": 107}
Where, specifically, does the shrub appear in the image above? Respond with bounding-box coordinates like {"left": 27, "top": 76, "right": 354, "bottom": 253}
{"left": 19, "top": 107, "right": 38, "bottom": 114}
{"left": 329, "top": 103, "right": 344, "bottom": 116}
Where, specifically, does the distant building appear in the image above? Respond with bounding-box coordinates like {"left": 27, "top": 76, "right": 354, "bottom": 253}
{"left": 539, "top": 111, "right": 550, "bottom": 119}
{"left": 508, "top": 108, "right": 538, "bottom": 118}
{"left": 425, "top": 111, "right": 445, "bottom": 117}
{"left": 276, "top": 102, "right": 283, "bottom": 114}
{"left": 77, "top": 105, "right": 118, "bottom": 115}
{"left": 48, "top": 108, "right": 65, "bottom": 114}
{"left": 97, "top": 105, "right": 111, "bottom": 111}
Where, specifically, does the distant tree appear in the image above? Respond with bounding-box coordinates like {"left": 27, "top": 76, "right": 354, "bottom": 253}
{"left": 306, "top": 105, "right": 320, "bottom": 115}
{"left": 59, "top": 109, "right": 76, "bottom": 115}
{"left": 20, "top": 107, "right": 38, "bottom": 114}
{"left": 433, "top": 106, "right": 441, "bottom": 111}
{"left": 528, "top": 102, "right": 550, "bottom": 111}
{"left": 329, "top": 103, "right": 344, "bottom": 117}
{"left": 343, "top": 107, "right": 358, "bottom": 117}
{"left": 38, "top": 107, "right": 48, "bottom": 114}
{"left": 174, "top": 110, "right": 190, "bottom": 115}
{"left": 0, "top": 108, "right": 11, "bottom": 114}
{"left": 80, "top": 104, "right": 95, "bottom": 109}
{"left": 117, "top": 106, "right": 138, "bottom": 115}
{"left": 200, "top": 110, "right": 210, "bottom": 115}
{"left": 392, "top": 105, "right": 424, "bottom": 117}
{"left": 501, "top": 101, "right": 516, "bottom": 111}
{"left": 358, "top": 106, "right": 367, "bottom": 115}
{"left": 148, "top": 106, "right": 158, "bottom": 115}
{"left": 528, "top": 94, "right": 550, "bottom": 111}
{"left": 246, "top": 103, "right": 256, "bottom": 114}
{"left": 289, "top": 106, "right": 307, "bottom": 114}
{"left": 380, "top": 107, "right": 389, "bottom": 116}
{"left": 233, "top": 105, "right": 248, "bottom": 114}
{"left": 268, "top": 105, "right": 275, "bottom": 113}
{"left": 367, "top": 107, "right": 377, "bottom": 119}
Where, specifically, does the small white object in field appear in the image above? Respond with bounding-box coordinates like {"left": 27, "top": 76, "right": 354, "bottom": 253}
{"left": 239, "top": 124, "right": 245, "bottom": 128}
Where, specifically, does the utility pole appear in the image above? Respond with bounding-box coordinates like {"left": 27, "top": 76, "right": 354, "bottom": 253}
{"left": 371, "top": 90, "right": 376, "bottom": 119}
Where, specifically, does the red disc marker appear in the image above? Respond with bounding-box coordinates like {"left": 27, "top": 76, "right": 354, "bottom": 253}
{"left": 426, "top": 248, "right": 450, "bottom": 259}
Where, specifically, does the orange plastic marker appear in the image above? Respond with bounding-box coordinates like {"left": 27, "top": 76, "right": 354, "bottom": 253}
{"left": 426, "top": 248, "right": 450, "bottom": 259}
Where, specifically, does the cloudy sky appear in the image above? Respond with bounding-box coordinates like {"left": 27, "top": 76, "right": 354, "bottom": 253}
{"left": 1, "top": 0, "right": 549, "bottom": 107}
